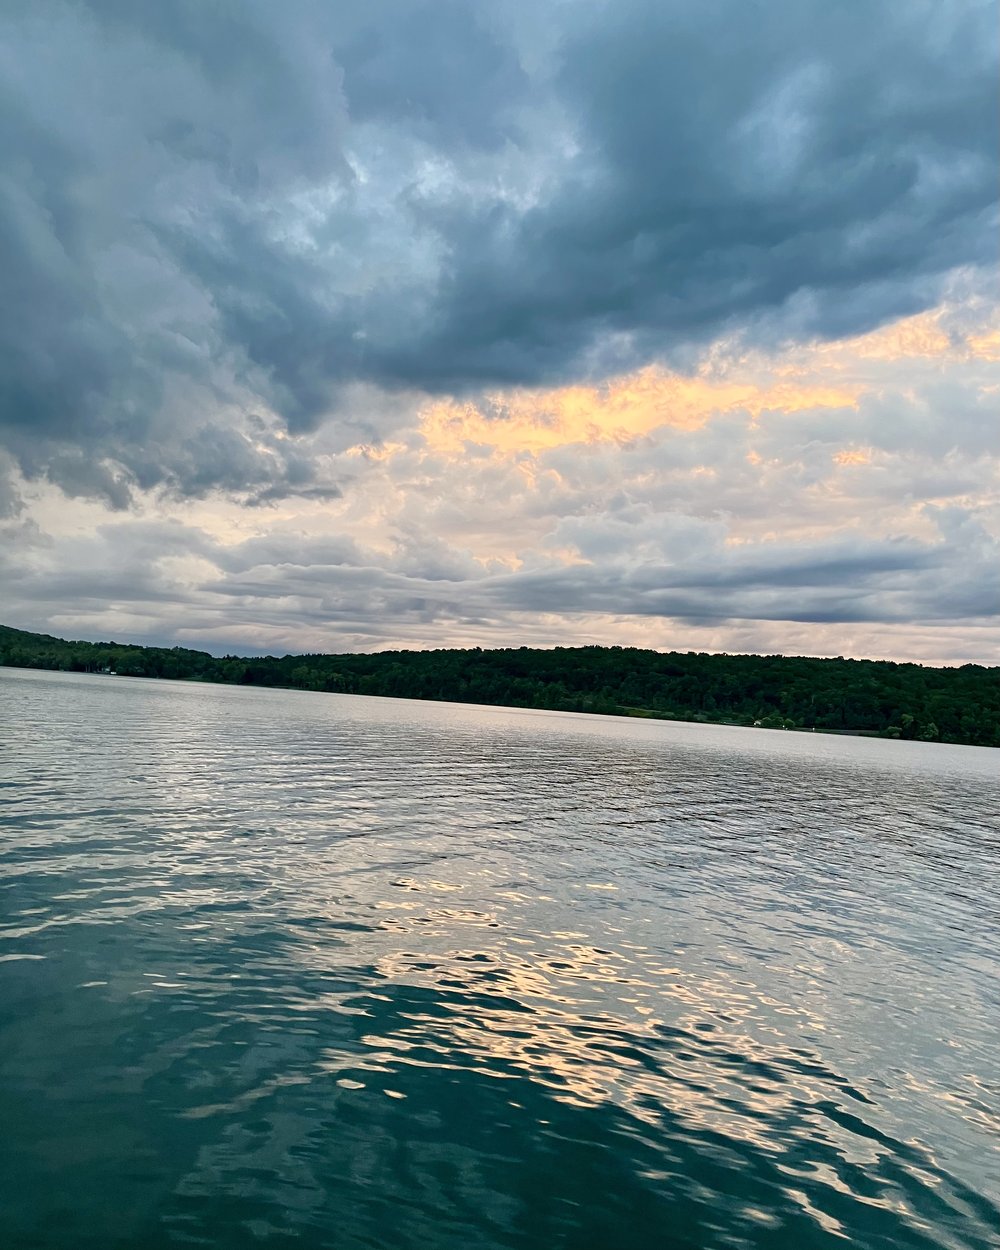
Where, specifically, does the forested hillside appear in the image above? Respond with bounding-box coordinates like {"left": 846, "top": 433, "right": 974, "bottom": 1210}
{"left": 2, "top": 624, "right": 998, "bottom": 746}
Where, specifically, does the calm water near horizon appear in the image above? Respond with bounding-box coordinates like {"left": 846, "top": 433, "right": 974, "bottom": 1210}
{"left": 1, "top": 666, "right": 998, "bottom": 1249}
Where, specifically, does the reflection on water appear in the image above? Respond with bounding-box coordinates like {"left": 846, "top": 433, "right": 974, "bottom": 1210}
{"left": 1, "top": 668, "right": 998, "bottom": 1249}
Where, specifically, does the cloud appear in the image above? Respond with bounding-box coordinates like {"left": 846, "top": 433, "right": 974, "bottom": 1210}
{"left": 0, "top": 2, "right": 997, "bottom": 665}
{"left": 387, "top": 0, "right": 998, "bottom": 389}
{"left": 0, "top": 0, "right": 996, "bottom": 507}
{"left": 4, "top": 467, "right": 998, "bottom": 663}
{"left": 0, "top": 0, "right": 353, "bottom": 504}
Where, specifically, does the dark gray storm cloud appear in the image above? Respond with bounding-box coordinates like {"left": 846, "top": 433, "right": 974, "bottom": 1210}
{"left": 0, "top": 0, "right": 996, "bottom": 504}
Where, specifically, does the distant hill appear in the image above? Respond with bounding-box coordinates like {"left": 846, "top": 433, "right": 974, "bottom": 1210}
{"left": 2, "top": 623, "right": 998, "bottom": 747}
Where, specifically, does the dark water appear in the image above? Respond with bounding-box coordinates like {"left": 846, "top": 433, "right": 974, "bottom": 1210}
{"left": 1, "top": 668, "right": 998, "bottom": 1250}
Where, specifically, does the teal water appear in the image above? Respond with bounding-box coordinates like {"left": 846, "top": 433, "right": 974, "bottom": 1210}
{"left": 1, "top": 667, "right": 997, "bottom": 1250}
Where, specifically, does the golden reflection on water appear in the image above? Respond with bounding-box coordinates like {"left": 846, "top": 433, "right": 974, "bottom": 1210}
{"left": 350, "top": 937, "right": 890, "bottom": 1180}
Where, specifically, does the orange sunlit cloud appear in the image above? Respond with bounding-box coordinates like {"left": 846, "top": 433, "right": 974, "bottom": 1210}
{"left": 814, "top": 301, "right": 1000, "bottom": 365}
{"left": 833, "top": 447, "right": 873, "bottom": 466}
{"left": 415, "top": 299, "right": 998, "bottom": 461}
{"left": 967, "top": 328, "right": 1000, "bottom": 361}
{"left": 420, "top": 367, "right": 857, "bottom": 456}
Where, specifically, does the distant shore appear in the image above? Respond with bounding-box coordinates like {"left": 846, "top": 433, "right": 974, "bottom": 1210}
{"left": 3, "top": 623, "right": 997, "bottom": 749}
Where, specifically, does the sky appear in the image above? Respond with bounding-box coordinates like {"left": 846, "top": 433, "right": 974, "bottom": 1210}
{"left": 1, "top": 0, "right": 998, "bottom": 663}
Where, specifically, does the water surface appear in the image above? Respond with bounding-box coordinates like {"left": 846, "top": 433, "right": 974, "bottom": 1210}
{"left": 1, "top": 667, "right": 998, "bottom": 1249}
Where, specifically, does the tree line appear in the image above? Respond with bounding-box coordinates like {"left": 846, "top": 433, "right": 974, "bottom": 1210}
{"left": 2, "top": 623, "right": 998, "bottom": 747}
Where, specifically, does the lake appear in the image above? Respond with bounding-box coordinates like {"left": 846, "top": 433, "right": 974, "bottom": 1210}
{"left": 1, "top": 666, "right": 998, "bottom": 1249}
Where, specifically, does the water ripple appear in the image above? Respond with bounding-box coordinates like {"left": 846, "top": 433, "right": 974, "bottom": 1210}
{"left": 1, "top": 668, "right": 998, "bottom": 1249}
